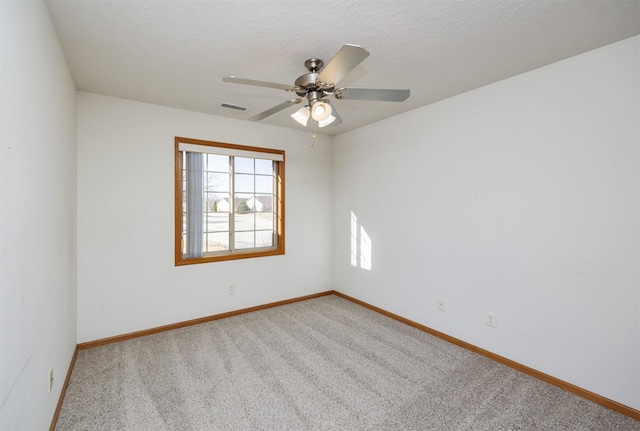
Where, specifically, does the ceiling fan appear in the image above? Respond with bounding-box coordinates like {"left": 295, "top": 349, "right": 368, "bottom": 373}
{"left": 223, "top": 44, "right": 410, "bottom": 129}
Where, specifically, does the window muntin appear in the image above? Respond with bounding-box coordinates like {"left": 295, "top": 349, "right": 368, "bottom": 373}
{"left": 175, "top": 137, "right": 284, "bottom": 265}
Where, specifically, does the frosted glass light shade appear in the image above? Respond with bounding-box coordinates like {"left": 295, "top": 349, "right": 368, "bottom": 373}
{"left": 318, "top": 115, "right": 336, "bottom": 128}
{"left": 291, "top": 106, "right": 310, "bottom": 126}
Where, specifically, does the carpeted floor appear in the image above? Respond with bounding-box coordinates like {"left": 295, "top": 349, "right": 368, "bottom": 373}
{"left": 55, "top": 295, "right": 639, "bottom": 430}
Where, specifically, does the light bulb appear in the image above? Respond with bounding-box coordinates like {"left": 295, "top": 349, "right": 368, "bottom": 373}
{"left": 311, "top": 101, "right": 332, "bottom": 121}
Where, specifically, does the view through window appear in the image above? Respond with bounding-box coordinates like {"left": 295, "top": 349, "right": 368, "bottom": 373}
{"left": 175, "top": 137, "right": 285, "bottom": 265}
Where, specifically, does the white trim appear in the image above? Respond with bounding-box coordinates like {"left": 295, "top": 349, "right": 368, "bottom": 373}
{"left": 178, "top": 143, "right": 284, "bottom": 162}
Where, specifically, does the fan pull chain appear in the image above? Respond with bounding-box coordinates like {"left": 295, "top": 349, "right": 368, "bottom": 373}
{"left": 310, "top": 121, "right": 319, "bottom": 147}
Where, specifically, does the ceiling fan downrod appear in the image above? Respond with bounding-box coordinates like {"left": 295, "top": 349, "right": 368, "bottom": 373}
{"left": 304, "top": 58, "right": 324, "bottom": 72}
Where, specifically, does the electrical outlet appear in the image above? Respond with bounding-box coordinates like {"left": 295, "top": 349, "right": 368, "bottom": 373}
{"left": 437, "top": 299, "right": 446, "bottom": 312}
{"left": 486, "top": 312, "right": 497, "bottom": 328}
{"left": 48, "top": 367, "right": 54, "bottom": 393}
{"left": 228, "top": 284, "right": 235, "bottom": 294}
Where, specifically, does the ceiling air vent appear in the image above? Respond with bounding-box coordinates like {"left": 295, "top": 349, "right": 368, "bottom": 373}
{"left": 220, "top": 102, "right": 248, "bottom": 112}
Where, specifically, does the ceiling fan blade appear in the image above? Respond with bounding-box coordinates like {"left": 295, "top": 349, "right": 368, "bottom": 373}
{"left": 223, "top": 76, "right": 294, "bottom": 91}
{"left": 335, "top": 88, "right": 410, "bottom": 102}
{"left": 249, "top": 99, "right": 302, "bottom": 121}
{"left": 317, "top": 44, "right": 370, "bottom": 86}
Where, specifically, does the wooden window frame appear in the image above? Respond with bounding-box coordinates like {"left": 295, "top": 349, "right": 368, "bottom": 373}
{"left": 174, "top": 137, "right": 285, "bottom": 265}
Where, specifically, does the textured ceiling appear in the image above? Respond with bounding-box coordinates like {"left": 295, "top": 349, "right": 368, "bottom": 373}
{"left": 46, "top": 0, "right": 639, "bottom": 136}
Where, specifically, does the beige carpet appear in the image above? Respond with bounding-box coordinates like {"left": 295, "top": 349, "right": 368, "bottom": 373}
{"left": 55, "top": 295, "right": 639, "bottom": 430}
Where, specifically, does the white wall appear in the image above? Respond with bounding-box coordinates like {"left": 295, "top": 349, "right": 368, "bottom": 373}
{"left": 2, "top": 4, "right": 633, "bottom": 425}
{"left": 332, "top": 36, "right": 639, "bottom": 409}
{"left": 0, "top": 1, "right": 77, "bottom": 429}
{"left": 76, "top": 93, "right": 333, "bottom": 343}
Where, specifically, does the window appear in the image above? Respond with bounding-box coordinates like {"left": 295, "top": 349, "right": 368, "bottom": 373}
{"left": 175, "top": 137, "right": 285, "bottom": 265}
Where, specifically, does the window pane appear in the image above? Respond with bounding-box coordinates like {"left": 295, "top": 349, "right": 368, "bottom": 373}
{"left": 251, "top": 194, "right": 273, "bottom": 212}
{"left": 205, "top": 192, "right": 216, "bottom": 212}
{"left": 234, "top": 212, "right": 255, "bottom": 231}
{"left": 205, "top": 212, "right": 229, "bottom": 232}
{"left": 235, "top": 231, "right": 255, "bottom": 249}
{"left": 255, "top": 175, "right": 273, "bottom": 194}
{"left": 207, "top": 172, "right": 229, "bottom": 192}
{"left": 235, "top": 174, "right": 254, "bottom": 193}
{"left": 235, "top": 193, "right": 253, "bottom": 213}
{"left": 256, "top": 211, "right": 274, "bottom": 231}
{"left": 255, "top": 159, "right": 273, "bottom": 175}
{"left": 205, "top": 232, "right": 229, "bottom": 252}
{"left": 255, "top": 230, "right": 274, "bottom": 248}
{"left": 211, "top": 193, "right": 230, "bottom": 212}
{"left": 207, "top": 154, "right": 229, "bottom": 172}
{"left": 234, "top": 157, "right": 254, "bottom": 174}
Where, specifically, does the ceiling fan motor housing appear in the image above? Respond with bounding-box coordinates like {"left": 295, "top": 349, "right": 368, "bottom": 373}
{"left": 294, "top": 72, "right": 321, "bottom": 97}
{"left": 294, "top": 58, "right": 335, "bottom": 98}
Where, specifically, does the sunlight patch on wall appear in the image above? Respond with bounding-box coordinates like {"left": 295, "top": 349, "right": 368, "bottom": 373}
{"left": 351, "top": 211, "right": 358, "bottom": 267}
{"left": 360, "top": 226, "right": 372, "bottom": 271}
{"left": 350, "top": 211, "right": 372, "bottom": 271}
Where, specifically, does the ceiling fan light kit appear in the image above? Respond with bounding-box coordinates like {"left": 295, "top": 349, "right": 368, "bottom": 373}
{"left": 318, "top": 114, "right": 337, "bottom": 128}
{"left": 311, "top": 101, "right": 332, "bottom": 121}
{"left": 223, "top": 44, "right": 410, "bottom": 130}
{"left": 291, "top": 106, "right": 310, "bottom": 126}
